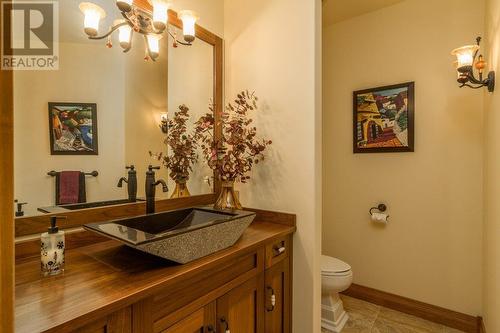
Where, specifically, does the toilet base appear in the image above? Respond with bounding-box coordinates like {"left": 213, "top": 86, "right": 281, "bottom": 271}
{"left": 321, "top": 293, "right": 348, "bottom": 332}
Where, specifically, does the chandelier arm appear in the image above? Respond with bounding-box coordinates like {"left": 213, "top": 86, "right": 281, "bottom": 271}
{"left": 89, "top": 22, "right": 130, "bottom": 40}
{"left": 120, "top": 11, "right": 130, "bottom": 21}
{"left": 167, "top": 29, "right": 192, "bottom": 46}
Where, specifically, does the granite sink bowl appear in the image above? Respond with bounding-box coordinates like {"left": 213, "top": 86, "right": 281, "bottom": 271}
{"left": 83, "top": 207, "right": 256, "bottom": 264}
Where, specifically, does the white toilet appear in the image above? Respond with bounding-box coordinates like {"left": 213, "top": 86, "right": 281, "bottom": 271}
{"left": 321, "top": 255, "right": 353, "bottom": 333}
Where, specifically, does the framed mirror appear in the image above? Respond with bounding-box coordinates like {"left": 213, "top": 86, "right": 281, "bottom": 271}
{"left": 14, "top": 0, "right": 223, "bottom": 236}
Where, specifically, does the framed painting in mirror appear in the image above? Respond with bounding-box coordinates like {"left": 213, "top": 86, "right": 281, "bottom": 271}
{"left": 48, "top": 102, "right": 99, "bottom": 155}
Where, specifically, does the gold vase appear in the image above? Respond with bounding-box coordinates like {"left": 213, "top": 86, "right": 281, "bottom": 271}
{"left": 214, "top": 180, "right": 242, "bottom": 210}
{"left": 170, "top": 180, "right": 191, "bottom": 199}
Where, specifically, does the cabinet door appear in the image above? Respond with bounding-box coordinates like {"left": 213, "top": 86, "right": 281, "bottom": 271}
{"left": 216, "top": 274, "right": 264, "bottom": 333}
{"left": 265, "top": 257, "right": 291, "bottom": 333}
{"left": 75, "top": 307, "right": 131, "bottom": 333}
{"left": 161, "top": 303, "right": 215, "bottom": 333}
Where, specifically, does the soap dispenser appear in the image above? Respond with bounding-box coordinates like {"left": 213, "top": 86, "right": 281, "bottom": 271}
{"left": 41, "top": 216, "right": 66, "bottom": 276}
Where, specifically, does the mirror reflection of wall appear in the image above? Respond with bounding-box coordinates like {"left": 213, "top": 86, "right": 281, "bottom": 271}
{"left": 13, "top": 0, "right": 217, "bottom": 217}
{"left": 167, "top": 25, "right": 214, "bottom": 196}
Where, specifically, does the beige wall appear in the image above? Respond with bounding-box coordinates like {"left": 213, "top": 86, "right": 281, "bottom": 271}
{"left": 14, "top": 43, "right": 127, "bottom": 216}
{"left": 483, "top": 0, "right": 500, "bottom": 330}
{"left": 224, "top": 0, "right": 322, "bottom": 331}
{"left": 323, "top": 0, "right": 484, "bottom": 315}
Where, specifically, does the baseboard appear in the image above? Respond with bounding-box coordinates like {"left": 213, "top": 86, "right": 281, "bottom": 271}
{"left": 342, "top": 284, "right": 482, "bottom": 333}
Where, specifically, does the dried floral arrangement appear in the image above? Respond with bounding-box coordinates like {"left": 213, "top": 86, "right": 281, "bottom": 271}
{"left": 195, "top": 90, "right": 272, "bottom": 184}
{"left": 150, "top": 105, "right": 198, "bottom": 185}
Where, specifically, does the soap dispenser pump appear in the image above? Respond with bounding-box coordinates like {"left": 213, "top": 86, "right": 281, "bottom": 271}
{"left": 41, "top": 216, "right": 66, "bottom": 276}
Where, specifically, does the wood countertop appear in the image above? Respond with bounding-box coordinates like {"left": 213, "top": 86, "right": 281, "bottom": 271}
{"left": 15, "top": 219, "right": 295, "bottom": 333}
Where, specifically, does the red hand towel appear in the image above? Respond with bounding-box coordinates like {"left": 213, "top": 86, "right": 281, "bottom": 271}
{"left": 59, "top": 171, "right": 81, "bottom": 204}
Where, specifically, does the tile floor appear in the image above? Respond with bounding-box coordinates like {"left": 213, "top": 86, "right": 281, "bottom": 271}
{"left": 321, "top": 295, "right": 465, "bottom": 333}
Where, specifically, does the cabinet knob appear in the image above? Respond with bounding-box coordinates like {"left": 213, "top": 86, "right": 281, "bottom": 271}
{"left": 206, "top": 325, "right": 216, "bottom": 333}
{"left": 273, "top": 245, "right": 286, "bottom": 256}
{"left": 266, "top": 286, "right": 276, "bottom": 312}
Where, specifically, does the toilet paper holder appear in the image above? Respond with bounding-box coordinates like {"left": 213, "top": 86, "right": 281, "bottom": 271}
{"left": 369, "top": 203, "right": 387, "bottom": 216}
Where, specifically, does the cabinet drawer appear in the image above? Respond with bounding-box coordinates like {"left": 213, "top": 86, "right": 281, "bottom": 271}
{"left": 265, "top": 236, "right": 290, "bottom": 268}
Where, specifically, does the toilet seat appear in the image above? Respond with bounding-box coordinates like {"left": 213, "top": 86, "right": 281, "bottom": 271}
{"left": 321, "top": 255, "right": 351, "bottom": 276}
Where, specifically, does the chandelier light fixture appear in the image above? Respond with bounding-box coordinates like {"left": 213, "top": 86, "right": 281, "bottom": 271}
{"left": 451, "top": 36, "right": 495, "bottom": 92}
{"left": 79, "top": 0, "right": 199, "bottom": 61}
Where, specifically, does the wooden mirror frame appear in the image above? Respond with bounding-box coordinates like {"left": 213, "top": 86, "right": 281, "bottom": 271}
{"left": 14, "top": 7, "right": 224, "bottom": 238}
{"left": 0, "top": 25, "right": 14, "bottom": 333}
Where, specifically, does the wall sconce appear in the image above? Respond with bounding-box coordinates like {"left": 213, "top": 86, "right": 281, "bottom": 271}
{"left": 160, "top": 113, "right": 168, "bottom": 134}
{"left": 451, "top": 37, "right": 495, "bottom": 92}
{"left": 79, "top": 0, "right": 198, "bottom": 61}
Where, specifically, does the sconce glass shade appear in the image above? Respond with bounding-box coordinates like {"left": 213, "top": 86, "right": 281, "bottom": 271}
{"left": 116, "top": 20, "right": 132, "bottom": 49}
{"left": 178, "top": 10, "right": 199, "bottom": 43}
{"left": 116, "top": 0, "right": 133, "bottom": 12}
{"left": 160, "top": 112, "right": 168, "bottom": 122}
{"left": 151, "top": 0, "right": 171, "bottom": 31}
{"left": 451, "top": 44, "right": 480, "bottom": 72}
{"left": 79, "top": 2, "right": 106, "bottom": 37}
{"left": 147, "top": 34, "right": 162, "bottom": 59}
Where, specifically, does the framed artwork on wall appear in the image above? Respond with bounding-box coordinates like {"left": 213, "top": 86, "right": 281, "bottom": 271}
{"left": 353, "top": 82, "right": 415, "bottom": 153}
{"left": 48, "top": 102, "right": 99, "bottom": 155}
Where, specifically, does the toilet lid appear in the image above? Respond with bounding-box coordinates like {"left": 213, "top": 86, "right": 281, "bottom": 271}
{"left": 321, "top": 255, "right": 351, "bottom": 275}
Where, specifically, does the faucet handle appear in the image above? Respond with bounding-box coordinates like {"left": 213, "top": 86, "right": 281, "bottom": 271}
{"left": 148, "top": 165, "right": 161, "bottom": 171}
{"left": 14, "top": 200, "right": 28, "bottom": 217}
{"left": 14, "top": 199, "right": 27, "bottom": 206}
{"left": 126, "top": 165, "right": 135, "bottom": 170}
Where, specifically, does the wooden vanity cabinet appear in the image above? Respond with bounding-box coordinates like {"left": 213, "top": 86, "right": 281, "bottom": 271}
{"left": 151, "top": 236, "right": 292, "bottom": 333}
{"left": 14, "top": 221, "right": 295, "bottom": 333}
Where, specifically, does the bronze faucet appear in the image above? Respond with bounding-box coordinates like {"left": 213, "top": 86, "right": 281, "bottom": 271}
{"left": 145, "top": 165, "right": 168, "bottom": 214}
{"left": 117, "top": 165, "right": 138, "bottom": 202}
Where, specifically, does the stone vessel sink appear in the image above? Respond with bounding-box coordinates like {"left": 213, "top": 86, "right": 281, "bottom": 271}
{"left": 84, "top": 207, "right": 256, "bottom": 264}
